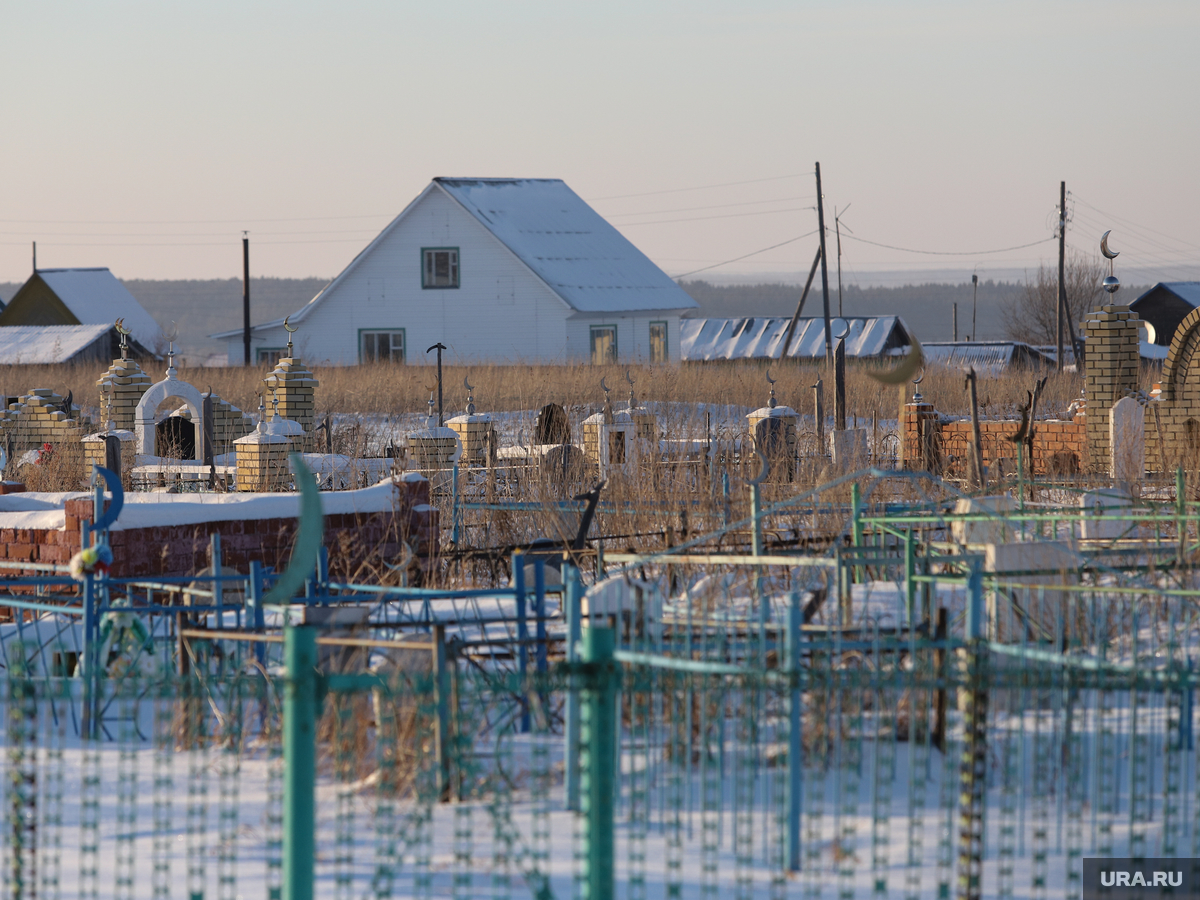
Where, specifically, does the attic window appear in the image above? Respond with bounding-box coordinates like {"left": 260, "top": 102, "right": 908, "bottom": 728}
{"left": 422, "top": 248, "right": 459, "bottom": 289}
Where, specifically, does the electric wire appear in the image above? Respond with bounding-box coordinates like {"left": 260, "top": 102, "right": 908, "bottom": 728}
{"left": 587, "top": 172, "right": 812, "bottom": 202}
{"left": 615, "top": 206, "right": 817, "bottom": 227}
{"left": 839, "top": 233, "right": 1055, "bottom": 257}
{"left": 672, "top": 230, "right": 819, "bottom": 279}
{"left": 605, "top": 195, "right": 815, "bottom": 219}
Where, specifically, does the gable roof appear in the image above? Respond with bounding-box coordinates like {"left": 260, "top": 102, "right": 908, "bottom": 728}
{"left": 34, "top": 268, "right": 162, "bottom": 350}
{"left": 680, "top": 316, "right": 910, "bottom": 361}
{"left": 1130, "top": 282, "right": 1200, "bottom": 345}
{"left": 0, "top": 324, "right": 113, "bottom": 364}
{"left": 213, "top": 177, "right": 697, "bottom": 338}
{"left": 434, "top": 178, "right": 698, "bottom": 313}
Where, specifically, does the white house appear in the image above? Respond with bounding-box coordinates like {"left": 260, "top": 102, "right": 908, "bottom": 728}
{"left": 216, "top": 178, "right": 698, "bottom": 365}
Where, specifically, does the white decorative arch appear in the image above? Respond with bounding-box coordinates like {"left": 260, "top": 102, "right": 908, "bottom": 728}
{"left": 134, "top": 371, "right": 206, "bottom": 460}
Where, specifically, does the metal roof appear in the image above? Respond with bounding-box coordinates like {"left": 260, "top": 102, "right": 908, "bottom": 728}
{"left": 0, "top": 324, "right": 111, "bottom": 364}
{"left": 434, "top": 178, "right": 698, "bottom": 314}
{"left": 37, "top": 268, "right": 162, "bottom": 350}
{"left": 921, "top": 341, "right": 1052, "bottom": 374}
{"left": 680, "top": 316, "right": 910, "bottom": 361}
{"left": 1135, "top": 282, "right": 1200, "bottom": 308}
{"left": 215, "top": 178, "right": 698, "bottom": 337}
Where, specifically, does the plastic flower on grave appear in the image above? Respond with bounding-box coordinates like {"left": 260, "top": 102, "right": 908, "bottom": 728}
{"left": 68, "top": 543, "right": 113, "bottom": 581}
{"left": 35, "top": 442, "right": 54, "bottom": 465}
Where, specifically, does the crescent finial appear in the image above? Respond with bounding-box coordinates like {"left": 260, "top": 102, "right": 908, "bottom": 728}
{"left": 766, "top": 368, "right": 776, "bottom": 385}
{"left": 463, "top": 374, "right": 474, "bottom": 391}
{"left": 867, "top": 338, "right": 925, "bottom": 386}
{"left": 114, "top": 318, "right": 130, "bottom": 336}
{"left": 748, "top": 449, "right": 769, "bottom": 486}
{"left": 600, "top": 376, "right": 610, "bottom": 393}
{"left": 1100, "top": 230, "right": 1120, "bottom": 260}
{"left": 624, "top": 368, "right": 634, "bottom": 386}
{"left": 284, "top": 315, "right": 298, "bottom": 334}
{"left": 913, "top": 370, "right": 924, "bottom": 385}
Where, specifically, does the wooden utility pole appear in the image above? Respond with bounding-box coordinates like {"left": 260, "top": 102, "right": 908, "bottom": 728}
{"left": 779, "top": 247, "right": 823, "bottom": 359}
{"left": 815, "top": 163, "right": 832, "bottom": 363}
{"left": 242, "top": 232, "right": 252, "bottom": 366}
{"left": 971, "top": 274, "right": 978, "bottom": 342}
{"left": 1057, "top": 181, "right": 1066, "bottom": 372}
{"left": 835, "top": 205, "right": 847, "bottom": 318}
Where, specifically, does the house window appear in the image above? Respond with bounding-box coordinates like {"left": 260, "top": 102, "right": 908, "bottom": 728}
{"left": 360, "top": 329, "right": 406, "bottom": 363}
{"left": 590, "top": 325, "right": 617, "bottom": 364}
{"left": 422, "top": 248, "right": 459, "bottom": 289}
{"left": 257, "top": 348, "right": 286, "bottom": 365}
{"left": 649, "top": 321, "right": 667, "bottom": 363}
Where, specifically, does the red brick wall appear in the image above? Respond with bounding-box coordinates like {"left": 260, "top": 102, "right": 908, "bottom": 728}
{"left": 902, "top": 413, "right": 1086, "bottom": 477}
{"left": 0, "top": 478, "right": 437, "bottom": 580}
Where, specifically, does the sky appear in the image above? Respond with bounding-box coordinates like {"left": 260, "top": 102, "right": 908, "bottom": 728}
{"left": 2, "top": 1, "right": 1198, "bottom": 288}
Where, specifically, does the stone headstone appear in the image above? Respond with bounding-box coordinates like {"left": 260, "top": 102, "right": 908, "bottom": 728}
{"left": 534, "top": 403, "right": 571, "bottom": 445}
{"left": 1108, "top": 396, "right": 1144, "bottom": 483}
{"left": 829, "top": 427, "right": 869, "bottom": 468}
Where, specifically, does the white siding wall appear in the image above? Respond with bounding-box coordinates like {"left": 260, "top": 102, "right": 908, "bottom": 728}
{"left": 236, "top": 189, "right": 572, "bottom": 365}
{"left": 565, "top": 313, "right": 686, "bottom": 363}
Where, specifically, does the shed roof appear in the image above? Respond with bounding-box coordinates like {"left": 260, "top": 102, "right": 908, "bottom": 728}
{"left": 921, "top": 341, "right": 1053, "bottom": 375}
{"left": 680, "top": 316, "right": 910, "bottom": 361}
{"left": 36, "top": 268, "right": 162, "bottom": 349}
{"left": 1135, "top": 282, "right": 1200, "bottom": 308}
{"left": 213, "top": 177, "right": 698, "bottom": 338}
{"left": 0, "top": 324, "right": 111, "bottom": 364}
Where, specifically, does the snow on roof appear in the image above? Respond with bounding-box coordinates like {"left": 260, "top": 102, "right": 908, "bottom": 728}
{"left": 0, "top": 324, "right": 111, "bottom": 364}
{"left": 680, "top": 316, "right": 909, "bottom": 361}
{"left": 921, "top": 341, "right": 1052, "bottom": 375}
{"left": 37, "top": 268, "right": 162, "bottom": 350}
{"left": 217, "top": 178, "right": 698, "bottom": 337}
{"left": 435, "top": 178, "right": 698, "bottom": 314}
{"left": 1135, "top": 282, "right": 1200, "bottom": 308}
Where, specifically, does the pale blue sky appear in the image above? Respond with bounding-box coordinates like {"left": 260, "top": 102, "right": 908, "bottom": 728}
{"left": 2, "top": 1, "right": 1197, "bottom": 285}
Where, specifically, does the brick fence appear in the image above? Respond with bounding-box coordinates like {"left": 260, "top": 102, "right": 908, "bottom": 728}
{"left": 0, "top": 477, "right": 437, "bottom": 582}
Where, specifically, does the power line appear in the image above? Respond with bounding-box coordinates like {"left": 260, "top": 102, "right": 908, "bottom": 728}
{"left": 672, "top": 230, "right": 819, "bottom": 279}
{"left": 615, "top": 206, "right": 816, "bottom": 227}
{"left": 840, "top": 233, "right": 1055, "bottom": 256}
{"left": 0, "top": 213, "right": 396, "bottom": 226}
{"left": 588, "top": 172, "right": 812, "bottom": 202}
{"left": 606, "top": 194, "right": 816, "bottom": 219}
{"left": 1070, "top": 194, "right": 1200, "bottom": 255}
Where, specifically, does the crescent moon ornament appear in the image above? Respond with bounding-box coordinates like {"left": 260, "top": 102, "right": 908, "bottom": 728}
{"left": 283, "top": 315, "right": 298, "bottom": 333}
{"left": 834, "top": 320, "right": 850, "bottom": 340}
{"left": 913, "top": 371, "right": 924, "bottom": 385}
{"left": 600, "top": 376, "right": 610, "bottom": 394}
{"left": 748, "top": 448, "right": 769, "bottom": 486}
{"left": 867, "top": 337, "right": 925, "bottom": 386}
{"left": 1100, "top": 230, "right": 1119, "bottom": 260}
{"left": 766, "top": 369, "right": 776, "bottom": 385}
{"left": 463, "top": 375, "right": 474, "bottom": 391}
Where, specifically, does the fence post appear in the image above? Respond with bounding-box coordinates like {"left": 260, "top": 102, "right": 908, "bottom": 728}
{"left": 283, "top": 625, "right": 318, "bottom": 900}
{"left": 249, "top": 560, "right": 265, "bottom": 669}
{"left": 786, "top": 591, "right": 803, "bottom": 871}
{"left": 565, "top": 563, "right": 583, "bottom": 812}
{"left": 851, "top": 482, "right": 864, "bottom": 583}
{"left": 513, "top": 551, "right": 529, "bottom": 733}
{"left": 956, "top": 561, "right": 988, "bottom": 900}
{"left": 535, "top": 558, "right": 547, "bottom": 674}
{"left": 433, "top": 623, "right": 452, "bottom": 802}
{"left": 904, "top": 529, "right": 917, "bottom": 628}
{"left": 581, "top": 625, "right": 617, "bottom": 900}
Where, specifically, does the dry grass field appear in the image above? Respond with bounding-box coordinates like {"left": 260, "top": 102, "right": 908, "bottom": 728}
{"left": 0, "top": 358, "right": 1124, "bottom": 424}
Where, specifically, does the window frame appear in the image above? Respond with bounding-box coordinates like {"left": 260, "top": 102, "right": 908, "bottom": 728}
{"left": 256, "top": 347, "right": 286, "bottom": 365}
{"left": 358, "top": 328, "right": 407, "bottom": 364}
{"left": 421, "top": 247, "right": 461, "bottom": 289}
{"left": 649, "top": 321, "right": 668, "bottom": 363}
{"left": 590, "top": 324, "right": 618, "bottom": 365}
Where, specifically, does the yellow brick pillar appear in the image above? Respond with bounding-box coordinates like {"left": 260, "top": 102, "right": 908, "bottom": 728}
{"left": 96, "top": 358, "right": 152, "bottom": 432}
{"left": 264, "top": 357, "right": 319, "bottom": 452}
{"left": 234, "top": 425, "right": 293, "bottom": 491}
{"left": 1084, "top": 305, "right": 1140, "bottom": 473}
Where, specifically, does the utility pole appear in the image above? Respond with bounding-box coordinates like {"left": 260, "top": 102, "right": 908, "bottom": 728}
{"left": 815, "top": 163, "right": 832, "bottom": 363}
{"left": 834, "top": 205, "right": 847, "bottom": 318}
{"left": 953, "top": 303, "right": 958, "bottom": 342}
{"left": 1057, "top": 181, "right": 1067, "bottom": 373}
{"left": 242, "top": 232, "right": 252, "bottom": 366}
{"left": 970, "top": 273, "right": 978, "bottom": 342}
{"left": 31, "top": 241, "right": 36, "bottom": 273}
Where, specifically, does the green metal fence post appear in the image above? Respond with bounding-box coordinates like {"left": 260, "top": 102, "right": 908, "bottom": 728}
{"left": 904, "top": 529, "right": 916, "bottom": 629}
{"left": 851, "top": 482, "right": 864, "bottom": 584}
{"left": 565, "top": 563, "right": 583, "bottom": 812}
{"left": 283, "top": 625, "right": 318, "bottom": 900}
{"left": 786, "top": 591, "right": 803, "bottom": 871}
{"left": 581, "top": 625, "right": 617, "bottom": 900}
{"left": 434, "top": 623, "right": 452, "bottom": 802}
{"left": 956, "top": 561, "right": 988, "bottom": 900}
